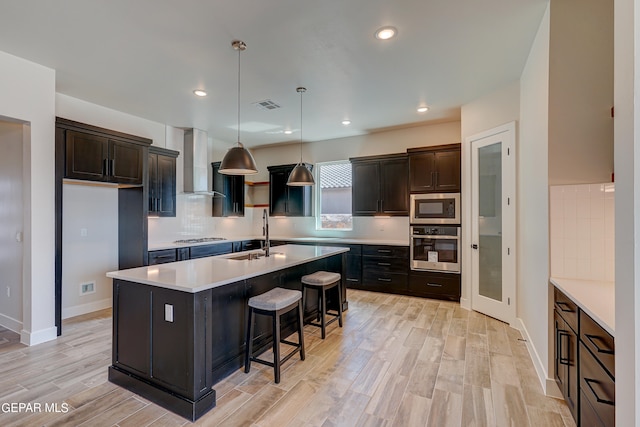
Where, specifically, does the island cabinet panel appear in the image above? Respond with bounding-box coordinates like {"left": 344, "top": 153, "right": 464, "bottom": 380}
{"left": 210, "top": 280, "right": 248, "bottom": 383}
{"left": 113, "top": 281, "right": 151, "bottom": 377}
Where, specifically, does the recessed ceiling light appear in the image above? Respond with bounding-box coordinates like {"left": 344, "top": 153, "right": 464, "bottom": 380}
{"left": 417, "top": 106, "right": 429, "bottom": 113}
{"left": 342, "top": 120, "right": 352, "bottom": 125}
{"left": 193, "top": 89, "right": 207, "bottom": 97}
{"left": 284, "top": 130, "right": 293, "bottom": 135}
{"left": 375, "top": 26, "right": 397, "bottom": 40}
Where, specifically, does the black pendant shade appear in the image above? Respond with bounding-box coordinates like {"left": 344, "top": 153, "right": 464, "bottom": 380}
{"left": 219, "top": 143, "right": 258, "bottom": 175}
{"left": 287, "top": 163, "right": 314, "bottom": 186}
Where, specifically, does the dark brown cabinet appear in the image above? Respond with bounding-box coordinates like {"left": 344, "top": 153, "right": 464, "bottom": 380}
{"left": 350, "top": 154, "right": 409, "bottom": 216}
{"left": 268, "top": 164, "right": 313, "bottom": 216}
{"left": 65, "top": 129, "right": 145, "bottom": 185}
{"left": 553, "top": 286, "right": 615, "bottom": 426}
{"left": 149, "top": 147, "right": 178, "bottom": 217}
{"left": 212, "top": 161, "right": 245, "bottom": 217}
{"left": 408, "top": 270, "right": 461, "bottom": 301}
{"left": 361, "top": 245, "right": 409, "bottom": 293}
{"left": 408, "top": 144, "right": 461, "bottom": 193}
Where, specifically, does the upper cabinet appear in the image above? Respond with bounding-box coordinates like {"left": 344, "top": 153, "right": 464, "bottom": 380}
{"left": 268, "top": 164, "right": 313, "bottom": 216}
{"left": 408, "top": 144, "right": 461, "bottom": 193}
{"left": 212, "top": 161, "right": 245, "bottom": 217}
{"left": 350, "top": 154, "right": 409, "bottom": 216}
{"left": 64, "top": 126, "right": 147, "bottom": 185}
{"left": 148, "top": 146, "right": 178, "bottom": 217}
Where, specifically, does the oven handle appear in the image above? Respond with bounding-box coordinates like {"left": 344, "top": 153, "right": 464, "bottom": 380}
{"left": 411, "top": 234, "right": 460, "bottom": 240}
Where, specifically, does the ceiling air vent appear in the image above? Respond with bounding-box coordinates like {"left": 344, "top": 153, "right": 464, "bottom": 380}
{"left": 253, "top": 99, "right": 281, "bottom": 110}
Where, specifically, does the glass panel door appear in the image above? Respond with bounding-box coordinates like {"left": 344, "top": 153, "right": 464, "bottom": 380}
{"left": 478, "top": 142, "right": 502, "bottom": 301}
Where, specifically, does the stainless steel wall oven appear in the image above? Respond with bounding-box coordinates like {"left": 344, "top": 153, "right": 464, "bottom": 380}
{"left": 410, "top": 225, "right": 460, "bottom": 273}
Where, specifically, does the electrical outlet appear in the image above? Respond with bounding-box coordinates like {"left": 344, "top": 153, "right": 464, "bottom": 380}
{"left": 79, "top": 282, "right": 95, "bottom": 296}
{"left": 165, "top": 304, "right": 174, "bottom": 322}
{"left": 6, "top": 287, "right": 10, "bottom": 298}
{"left": 80, "top": 228, "right": 88, "bottom": 237}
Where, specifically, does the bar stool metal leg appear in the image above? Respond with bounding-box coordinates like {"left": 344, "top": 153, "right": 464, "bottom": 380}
{"left": 273, "top": 311, "right": 281, "bottom": 383}
{"left": 244, "top": 307, "right": 255, "bottom": 373}
{"left": 297, "top": 299, "right": 306, "bottom": 360}
{"left": 320, "top": 287, "right": 327, "bottom": 339}
{"left": 337, "top": 280, "right": 343, "bottom": 327}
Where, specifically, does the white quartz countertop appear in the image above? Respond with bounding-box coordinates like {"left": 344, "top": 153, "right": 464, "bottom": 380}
{"left": 148, "top": 236, "right": 409, "bottom": 251}
{"left": 107, "top": 244, "right": 350, "bottom": 293}
{"left": 550, "top": 277, "right": 615, "bottom": 336}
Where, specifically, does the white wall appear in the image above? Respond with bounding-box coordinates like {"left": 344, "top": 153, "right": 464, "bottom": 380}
{"left": 517, "top": 4, "right": 552, "bottom": 394}
{"left": 613, "top": 0, "right": 637, "bottom": 422}
{"left": 0, "top": 50, "right": 56, "bottom": 345}
{"left": 61, "top": 184, "right": 118, "bottom": 318}
{"left": 548, "top": 0, "right": 614, "bottom": 185}
{"left": 0, "top": 121, "right": 24, "bottom": 332}
{"left": 460, "top": 82, "right": 520, "bottom": 306}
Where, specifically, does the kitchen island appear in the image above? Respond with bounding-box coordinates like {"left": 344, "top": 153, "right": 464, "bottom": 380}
{"left": 106, "top": 244, "right": 349, "bottom": 421}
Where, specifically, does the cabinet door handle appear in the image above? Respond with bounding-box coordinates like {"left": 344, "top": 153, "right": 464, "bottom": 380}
{"left": 426, "top": 282, "right": 442, "bottom": 287}
{"left": 103, "top": 158, "right": 108, "bottom": 176}
{"left": 154, "top": 255, "right": 174, "bottom": 260}
{"left": 377, "top": 278, "right": 392, "bottom": 282}
{"left": 377, "top": 249, "right": 391, "bottom": 253}
{"left": 558, "top": 330, "right": 570, "bottom": 365}
{"left": 157, "top": 198, "right": 162, "bottom": 212}
{"left": 585, "top": 334, "right": 614, "bottom": 355}
{"left": 584, "top": 378, "right": 615, "bottom": 406}
{"left": 556, "top": 302, "right": 574, "bottom": 313}
{"left": 377, "top": 262, "right": 391, "bottom": 266}
{"left": 346, "top": 278, "right": 359, "bottom": 282}
{"left": 110, "top": 159, "right": 115, "bottom": 176}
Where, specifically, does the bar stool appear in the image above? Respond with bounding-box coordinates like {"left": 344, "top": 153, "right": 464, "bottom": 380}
{"left": 244, "top": 287, "right": 305, "bottom": 384}
{"left": 301, "top": 271, "right": 343, "bottom": 339}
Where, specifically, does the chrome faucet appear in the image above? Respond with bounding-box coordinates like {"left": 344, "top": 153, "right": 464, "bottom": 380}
{"left": 262, "top": 208, "right": 270, "bottom": 257}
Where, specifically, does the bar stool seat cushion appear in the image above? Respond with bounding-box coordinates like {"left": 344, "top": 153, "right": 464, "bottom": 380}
{"left": 248, "top": 287, "right": 302, "bottom": 311}
{"left": 301, "top": 271, "right": 341, "bottom": 286}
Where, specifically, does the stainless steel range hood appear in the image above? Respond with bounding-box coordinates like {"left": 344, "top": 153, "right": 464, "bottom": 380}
{"left": 182, "top": 128, "right": 224, "bottom": 197}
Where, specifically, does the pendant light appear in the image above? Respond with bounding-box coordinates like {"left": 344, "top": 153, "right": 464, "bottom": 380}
{"left": 287, "top": 87, "right": 315, "bottom": 186}
{"left": 219, "top": 40, "right": 258, "bottom": 175}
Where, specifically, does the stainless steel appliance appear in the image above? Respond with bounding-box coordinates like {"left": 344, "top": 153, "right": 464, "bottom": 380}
{"left": 410, "top": 225, "right": 460, "bottom": 272}
{"left": 410, "top": 193, "right": 460, "bottom": 224}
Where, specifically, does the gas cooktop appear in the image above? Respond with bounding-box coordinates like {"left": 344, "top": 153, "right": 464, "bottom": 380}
{"left": 173, "top": 237, "right": 227, "bottom": 244}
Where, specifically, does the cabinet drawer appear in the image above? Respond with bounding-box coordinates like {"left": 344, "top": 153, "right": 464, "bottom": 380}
{"left": 408, "top": 271, "right": 461, "bottom": 299}
{"left": 189, "top": 243, "right": 233, "bottom": 259}
{"left": 580, "top": 390, "right": 607, "bottom": 427}
{"left": 148, "top": 249, "right": 177, "bottom": 265}
{"left": 554, "top": 287, "right": 578, "bottom": 333}
{"left": 580, "top": 342, "right": 614, "bottom": 426}
{"left": 363, "top": 245, "right": 409, "bottom": 258}
{"left": 362, "top": 256, "right": 408, "bottom": 274}
{"left": 580, "top": 311, "right": 615, "bottom": 378}
{"left": 362, "top": 270, "right": 408, "bottom": 290}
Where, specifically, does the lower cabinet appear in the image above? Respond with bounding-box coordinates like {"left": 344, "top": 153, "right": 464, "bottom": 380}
{"left": 554, "top": 287, "right": 615, "bottom": 426}
{"left": 148, "top": 249, "right": 178, "bottom": 265}
{"left": 189, "top": 243, "right": 233, "bottom": 259}
{"left": 554, "top": 309, "right": 579, "bottom": 420}
{"left": 408, "top": 270, "right": 461, "bottom": 301}
{"left": 361, "top": 245, "right": 409, "bottom": 293}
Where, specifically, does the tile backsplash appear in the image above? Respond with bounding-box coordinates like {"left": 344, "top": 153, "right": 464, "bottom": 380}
{"left": 549, "top": 183, "right": 615, "bottom": 281}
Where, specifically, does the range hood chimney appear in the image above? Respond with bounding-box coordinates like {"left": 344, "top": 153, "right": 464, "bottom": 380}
{"left": 183, "top": 128, "right": 224, "bottom": 197}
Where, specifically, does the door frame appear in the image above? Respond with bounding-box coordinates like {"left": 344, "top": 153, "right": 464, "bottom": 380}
{"left": 462, "top": 121, "right": 517, "bottom": 325}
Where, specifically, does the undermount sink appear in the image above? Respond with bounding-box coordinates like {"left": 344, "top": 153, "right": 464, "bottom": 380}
{"left": 226, "top": 252, "right": 282, "bottom": 261}
{"left": 227, "top": 252, "right": 265, "bottom": 261}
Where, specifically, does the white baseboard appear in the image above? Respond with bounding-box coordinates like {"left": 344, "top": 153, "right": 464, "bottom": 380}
{"left": 62, "top": 298, "right": 112, "bottom": 320}
{"left": 459, "top": 297, "right": 470, "bottom": 310}
{"left": 0, "top": 312, "right": 23, "bottom": 334}
{"left": 514, "top": 317, "right": 554, "bottom": 395}
{"left": 21, "top": 326, "right": 57, "bottom": 346}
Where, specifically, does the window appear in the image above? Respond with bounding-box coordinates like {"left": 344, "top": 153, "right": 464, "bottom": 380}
{"left": 316, "top": 161, "right": 352, "bottom": 230}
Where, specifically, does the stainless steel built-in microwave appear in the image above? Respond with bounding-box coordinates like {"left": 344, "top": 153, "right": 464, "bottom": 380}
{"left": 410, "top": 193, "right": 460, "bottom": 225}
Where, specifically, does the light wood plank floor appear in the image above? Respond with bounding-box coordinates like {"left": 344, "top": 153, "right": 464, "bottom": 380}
{"left": 0, "top": 290, "right": 575, "bottom": 427}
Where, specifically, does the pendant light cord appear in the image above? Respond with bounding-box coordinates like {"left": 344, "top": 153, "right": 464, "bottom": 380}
{"left": 237, "top": 45, "right": 241, "bottom": 146}
{"left": 299, "top": 89, "right": 303, "bottom": 163}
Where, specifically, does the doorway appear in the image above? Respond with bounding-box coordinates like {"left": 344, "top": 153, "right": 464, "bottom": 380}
{"left": 468, "top": 122, "right": 516, "bottom": 324}
{"left": 0, "top": 120, "right": 24, "bottom": 333}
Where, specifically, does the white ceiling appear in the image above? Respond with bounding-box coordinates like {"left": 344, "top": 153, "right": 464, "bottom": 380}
{"left": 0, "top": 0, "right": 547, "bottom": 147}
